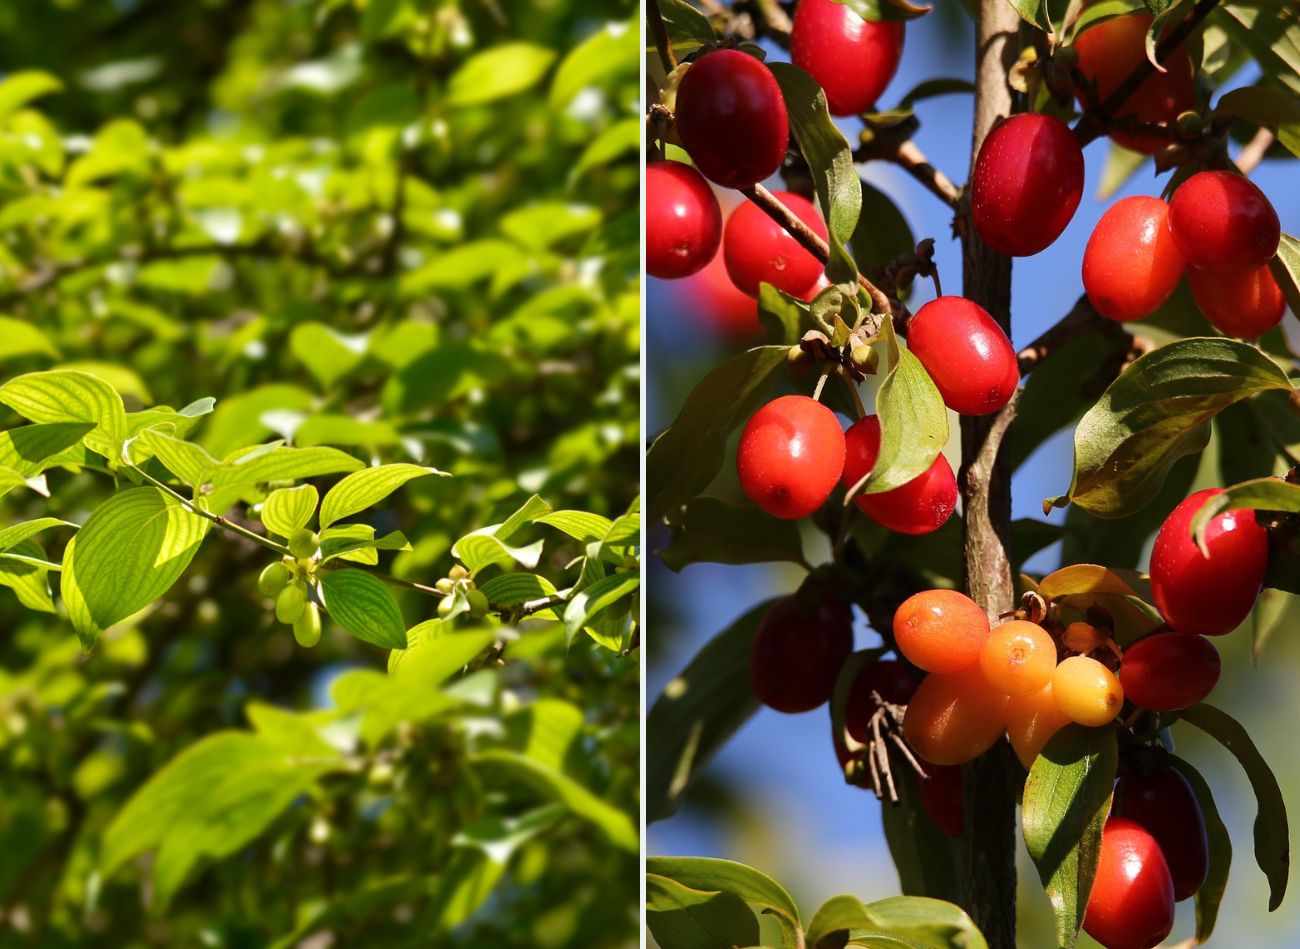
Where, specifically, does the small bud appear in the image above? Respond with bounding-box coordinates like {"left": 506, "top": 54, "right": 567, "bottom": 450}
{"left": 449, "top": 564, "right": 470, "bottom": 581}
{"left": 435, "top": 577, "right": 455, "bottom": 595}
{"left": 1175, "top": 110, "right": 1203, "bottom": 139}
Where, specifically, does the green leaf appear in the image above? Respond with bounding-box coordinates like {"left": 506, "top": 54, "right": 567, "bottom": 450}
{"left": 646, "top": 345, "right": 788, "bottom": 525}
{"left": 135, "top": 430, "right": 218, "bottom": 487}
{"left": 879, "top": 766, "right": 964, "bottom": 903}
{"left": 1188, "top": 477, "right": 1300, "bottom": 554}
{"left": 447, "top": 43, "right": 557, "bottom": 107}
{"left": 646, "top": 874, "right": 760, "bottom": 949}
{"left": 757, "top": 284, "right": 815, "bottom": 345}
{"left": 472, "top": 750, "right": 637, "bottom": 851}
{"left": 0, "top": 370, "right": 127, "bottom": 461}
{"left": 1046, "top": 338, "right": 1293, "bottom": 517}
{"left": 0, "top": 70, "right": 63, "bottom": 119}
{"left": 0, "top": 539, "right": 56, "bottom": 612}
{"left": 210, "top": 444, "right": 365, "bottom": 489}
{"left": 1022, "top": 724, "right": 1118, "bottom": 949}
{"left": 477, "top": 572, "right": 558, "bottom": 609}
{"left": 319, "top": 463, "right": 445, "bottom": 528}
{"left": 563, "top": 571, "right": 638, "bottom": 646}
{"left": 290, "top": 322, "right": 367, "bottom": 389}
{"left": 648, "top": 600, "right": 772, "bottom": 822}
{"left": 535, "top": 510, "right": 614, "bottom": 543}
{"left": 1180, "top": 703, "right": 1289, "bottom": 910}
{"left": 1270, "top": 234, "right": 1300, "bottom": 318}
{"left": 317, "top": 568, "right": 406, "bottom": 649}
{"left": 1168, "top": 756, "right": 1232, "bottom": 943}
{"left": 1006, "top": 0, "right": 1050, "bottom": 30}
{"left": 1219, "top": 3, "right": 1300, "bottom": 96}
{"left": 0, "top": 316, "right": 58, "bottom": 361}
{"left": 769, "top": 62, "right": 860, "bottom": 285}
{"left": 657, "top": 0, "right": 717, "bottom": 53}
{"left": 0, "top": 422, "right": 95, "bottom": 480}
{"left": 808, "top": 894, "right": 988, "bottom": 949}
{"left": 645, "top": 856, "right": 801, "bottom": 946}
{"left": 838, "top": 0, "right": 933, "bottom": 23}
{"left": 1214, "top": 85, "right": 1300, "bottom": 157}
{"left": 0, "top": 517, "right": 74, "bottom": 552}
{"left": 61, "top": 487, "right": 211, "bottom": 648}
{"left": 261, "top": 485, "right": 319, "bottom": 537}
{"left": 660, "top": 496, "right": 806, "bottom": 572}
{"left": 851, "top": 180, "right": 915, "bottom": 272}
{"left": 549, "top": 18, "right": 637, "bottom": 109}
{"left": 318, "top": 523, "right": 377, "bottom": 564}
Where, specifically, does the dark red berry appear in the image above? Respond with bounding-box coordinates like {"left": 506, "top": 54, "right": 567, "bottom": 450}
{"left": 1149, "top": 488, "right": 1268, "bottom": 636}
{"left": 917, "top": 763, "right": 964, "bottom": 838}
{"left": 1115, "top": 767, "right": 1209, "bottom": 902}
{"left": 906, "top": 296, "right": 1019, "bottom": 416}
{"left": 646, "top": 161, "right": 723, "bottom": 280}
{"left": 675, "top": 49, "right": 789, "bottom": 189}
{"left": 1187, "top": 263, "right": 1286, "bottom": 339}
{"left": 1167, "top": 170, "right": 1281, "bottom": 274}
{"left": 1083, "top": 817, "right": 1176, "bottom": 949}
{"left": 737, "top": 395, "right": 846, "bottom": 520}
{"left": 845, "top": 658, "right": 915, "bottom": 742}
{"left": 971, "top": 113, "right": 1084, "bottom": 257}
{"left": 842, "top": 415, "right": 957, "bottom": 535}
{"left": 723, "top": 192, "right": 828, "bottom": 297}
{"left": 1119, "top": 631, "right": 1220, "bottom": 711}
{"left": 791, "top": 0, "right": 905, "bottom": 116}
{"left": 1082, "top": 196, "right": 1186, "bottom": 322}
{"left": 750, "top": 595, "right": 854, "bottom": 713}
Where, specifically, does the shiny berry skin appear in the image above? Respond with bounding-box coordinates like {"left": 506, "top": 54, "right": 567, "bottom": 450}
{"left": 675, "top": 49, "right": 789, "bottom": 189}
{"left": 723, "top": 192, "right": 828, "bottom": 297}
{"left": 893, "top": 588, "right": 990, "bottom": 674}
{"left": 979, "top": 620, "right": 1058, "bottom": 696}
{"left": 1073, "top": 13, "right": 1195, "bottom": 155}
{"left": 790, "top": 0, "right": 905, "bottom": 116}
{"left": 1005, "top": 681, "right": 1072, "bottom": 769}
{"left": 681, "top": 247, "right": 761, "bottom": 339}
{"left": 845, "top": 658, "right": 915, "bottom": 741}
{"left": 1052, "top": 655, "right": 1124, "bottom": 727}
{"left": 1082, "top": 196, "right": 1186, "bottom": 322}
{"left": 903, "top": 666, "right": 1008, "bottom": 766}
{"left": 907, "top": 296, "right": 1019, "bottom": 416}
{"left": 647, "top": 161, "right": 722, "bottom": 279}
{"left": 1084, "top": 817, "right": 1176, "bottom": 949}
{"left": 1167, "top": 171, "right": 1281, "bottom": 274}
{"left": 293, "top": 602, "right": 322, "bottom": 647}
{"left": 971, "top": 113, "right": 1084, "bottom": 257}
{"left": 1119, "top": 631, "right": 1220, "bottom": 711}
{"left": 917, "top": 763, "right": 964, "bottom": 838}
{"left": 750, "top": 595, "right": 854, "bottom": 713}
{"left": 1115, "top": 767, "right": 1209, "bottom": 901}
{"left": 737, "top": 395, "right": 845, "bottom": 519}
{"left": 1149, "top": 488, "right": 1269, "bottom": 635}
{"left": 841, "top": 416, "right": 957, "bottom": 535}
{"left": 1187, "top": 263, "right": 1287, "bottom": 339}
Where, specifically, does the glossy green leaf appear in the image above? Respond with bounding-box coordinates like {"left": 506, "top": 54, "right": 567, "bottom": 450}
{"left": 318, "top": 568, "right": 406, "bottom": 649}
{"left": 210, "top": 444, "right": 365, "bottom": 489}
{"left": 657, "top": 0, "right": 716, "bottom": 52}
{"left": 0, "top": 370, "right": 127, "bottom": 461}
{"left": 838, "top": 0, "right": 933, "bottom": 23}
{"left": 477, "top": 572, "right": 558, "bottom": 609}
{"left": 0, "top": 539, "right": 56, "bottom": 612}
{"left": 660, "top": 496, "right": 805, "bottom": 572}
{"left": 1215, "top": 85, "right": 1300, "bottom": 157}
{"left": 646, "top": 874, "right": 760, "bottom": 949}
{"left": 535, "top": 510, "right": 614, "bottom": 542}
{"left": 0, "top": 422, "right": 94, "bottom": 481}
{"left": 0, "top": 517, "right": 74, "bottom": 552}
{"left": 319, "top": 462, "right": 444, "bottom": 528}
{"left": 261, "top": 484, "right": 319, "bottom": 537}
{"left": 808, "top": 894, "right": 987, "bottom": 949}
{"left": 1006, "top": 0, "right": 1050, "bottom": 30}
{"left": 447, "top": 43, "right": 557, "bottom": 107}
{"left": 1189, "top": 477, "right": 1300, "bottom": 553}
{"left": 135, "top": 430, "right": 217, "bottom": 487}
{"left": 646, "top": 856, "right": 801, "bottom": 945}
{"left": 1168, "top": 756, "right": 1232, "bottom": 943}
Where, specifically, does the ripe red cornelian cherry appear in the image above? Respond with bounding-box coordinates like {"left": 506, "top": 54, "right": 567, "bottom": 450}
{"left": 737, "top": 395, "right": 845, "bottom": 520}
{"left": 1084, "top": 817, "right": 1176, "bottom": 949}
{"left": 646, "top": 161, "right": 723, "bottom": 280}
{"left": 1082, "top": 196, "right": 1186, "bottom": 322}
{"left": 1187, "top": 263, "right": 1287, "bottom": 339}
{"left": 1115, "top": 767, "right": 1209, "bottom": 902}
{"left": 723, "top": 192, "right": 828, "bottom": 297}
{"left": 790, "top": 0, "right": 905, "bottom": 116}
{"left": 1119, "top": 631, "right": 1220, "bottom": 711}
{"left": 841, "top": 416, "right": 956, "bottom": 535}
{"left": 971, "top": 113, "right": 1084, "bottom": 257}
{"left": 1149, "top": 488, "right": 1269, "bottom": 635}
{"left": 906, "top": 296, "right": 1019, "bottom": 415}
{"left": 893, "top": 588, "right": 990, "bottom": 674}
{"left": 902, "top": 666, "right": 1008, "bottom": 766}
{"left": 680, "top": 247, "right": 761, "bottom": 339}
{"left": 1167, "top": 170, "right": 1281, "bottom": 273}
{"left": 750, "top": 595, "right": 853, "bottom": 713}
{"left": 674, "top": 49, "right": 789, "bottom": 189}
{"left": 1073, "top": 12, "right": 1195, "bottom": 155}
{"left": 916, "top": 763, "right": 964, "bottom": 838}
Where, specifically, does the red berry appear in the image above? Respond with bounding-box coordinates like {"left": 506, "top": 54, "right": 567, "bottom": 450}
{"left": 675, "top": 49, "right": 789, "bottom": 189}
{"left": 1187, "top": 263, "right": 1287, "bottom": 339}
{"left": 680, "top": 247, "right": 761, "bottom": 339}
{"left": 841, "top": 415, "right": 956, "bottom": 535}
{"left": 1115, "top": 767, "right": 1209, "bottom": 902}
{"left": 1082, "top": 196, "right": 1186, "bottom": 322}
{"left": 893, "top": 589, "right": 990, "bottom": 674}
{"left": 916, "top": 763, "right": 964, "bottom": 838}
{"left": 1084, "top": 817, "right": 1176, "bottom": 949}
{"left": 647, "top": 161, "right": 723, "bottom": 280}
{"left": 1119, "top": 631, "right": 1221, "bottom": 711}
{"left": 1149, "top": 488, "right": 1268, "bottom": 635}
{"left": 723, "top": 192, "right": 828, "bottom": 297}
{"left": 906, "top": 296, "right": 1019, "bottom": 416}
{"left": 845, "top": 658, "right": 915, "bottom": 742}
{"left": 790, "top": 0, "right": 905, "bottom": 116}
{"left": 737, "top": 395, "right": 846, "bottom": 519}
{"left": 1073, "top": 13, "right": 1195, "bottom": 155}
{"left": 971, "top": 113, "right": 1084, "bottom": 257}
{"left": 750, "top": 595, "right": 853, "bottom": 713}
{"left": 1167, "top": 170, "right": 1281, "bottom": 274}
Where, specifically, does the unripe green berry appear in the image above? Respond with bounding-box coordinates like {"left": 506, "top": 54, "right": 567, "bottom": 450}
{"left": 288, "top": 527, "right": 319, "bottom": 560}
{"left": 257, "top": 562, "right": 291, "bottom": 596}
{"left": 293, "top": 603, "right": 322, "bottom": 647}
{"left": 276, "top": 583, "right": 308, "bottom": 624}
{"left": 466, "top": 589, "right": 489, "bottom": 618}
{"left": 435, "top": 577, "right": 455, "bottom": 595}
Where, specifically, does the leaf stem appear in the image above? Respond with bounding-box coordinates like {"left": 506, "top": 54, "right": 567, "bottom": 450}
{"left": 127, "top": 463, "right": 290, "bottom": 556}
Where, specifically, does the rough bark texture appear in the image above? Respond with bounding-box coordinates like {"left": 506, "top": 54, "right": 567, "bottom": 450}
{"left": 958, "top": 2, "right": 1021, "bottom": 948}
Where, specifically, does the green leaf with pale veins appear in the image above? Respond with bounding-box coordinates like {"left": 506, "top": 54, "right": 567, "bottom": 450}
{"left": 210, "top": 444, "right": 365, "bottom": 489}
{"left": 135, "top": 429, "right": 218, "bottom": 487}
{"left": 261, "top": 484, "right": 319, "bottom": 538}
{"left": 319, "top": 463, "right": 445, "bottom": 528}
{"left": 0, "top": 370, "right": 127, "bottom": 461}
{"left": 317, "top": 568, "right": 406, "bottom": 649}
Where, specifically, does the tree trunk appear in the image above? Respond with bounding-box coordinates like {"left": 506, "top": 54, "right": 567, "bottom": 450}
{"left": 958, "top": 2, "right": 1021, "bottom": 947}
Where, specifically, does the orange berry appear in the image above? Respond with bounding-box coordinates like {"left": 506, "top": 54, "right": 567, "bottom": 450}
{"left": 1052, "top": 655, "right": 1124, "bottom": 727}
{"left": 903, "top": 667, "right": 1009, "bottom": 766}
{"left": 978, "top": 620, "right": 1058, "bottom": 696}
{"left": 1005, "top": 681, "right": 1073, "bottom": 768}
{"left": 893, "top": 589, "right": 991, "bottom": 674}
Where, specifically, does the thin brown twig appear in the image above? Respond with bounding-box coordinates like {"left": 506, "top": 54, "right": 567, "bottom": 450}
{"left": 892, "top": 139, "right": 962, "bottom": 208}
{"left": 1016, "top": 295, "right": 1127, "bottom": 373}
{"left": 1236, "top": 127, "right": 1276, "bottom": 175}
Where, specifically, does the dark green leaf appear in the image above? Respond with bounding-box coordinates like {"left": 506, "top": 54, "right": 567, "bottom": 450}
{"left": 318, "top": 569, "right": 406, "bottom": 649}
{"left": 646, "top": 874, "right": 761, "bottom": 949}
{"left": 851, "top": 180, "right": 915, "bottom": 272}
{"left": 758, "top": 283, "right": 815, "bottom": 345}
{"left": 838, "top": 0, "right": 933, "bottom": 23}
{"left": 1168, "top": 756, "right": 1232, "bottom": 942}
{"left": 646, "top": 856, "right": 801, "bottom": 944}
{"left": 1214, "top": 85, "right": 1300, "bottom": 157}
{"left": 659, "top": 496, "right": 805, "bottom": 572}
{"left": 1271, "top": 234, "right": 1300, "bottom": 317}
{"left": 1189, "top": 477, "right": 1300, "bottom": 553}
{"left": 657, "top": 0, "right": 717, "bottom": 53}
{"left": 880, "top": 766, "right": 964, "bottom": 904}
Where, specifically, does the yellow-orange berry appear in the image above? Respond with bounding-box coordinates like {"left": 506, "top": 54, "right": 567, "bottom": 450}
{"left": 979, "top": 620, "right": 1058, "bottom": 696}
{"left": 1053, "top": 655, "right": 1124, "bottom": 727}
{"left": 893, "top": 589, "right": 991, "bottom": 674}
{"left": 1005, "top": 681, "right": 1073, "bottom": 768}
{"left": 902, "top": 666, "right": 1009, "bottom": 766}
